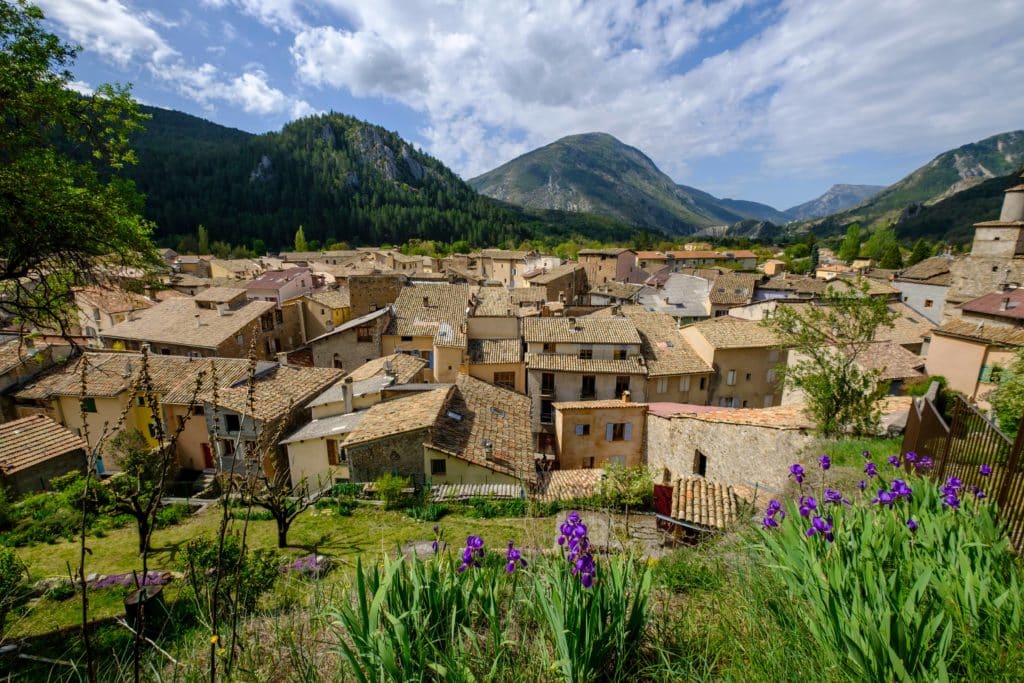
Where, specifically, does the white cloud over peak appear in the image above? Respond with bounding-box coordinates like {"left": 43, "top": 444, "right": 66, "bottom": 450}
{"left": 37, "top": 0, "right": 177, "bottom": 65}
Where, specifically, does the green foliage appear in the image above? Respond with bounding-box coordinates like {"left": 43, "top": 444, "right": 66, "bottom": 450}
{"left": 294, "top": 224, "right": 308, "bottom": 252}
{"left": 837, "top": 223, "right": 861, "bottom": 262}
{"left": 107, "top": 428, "right": 178, "bottom": 552}
{"left": 878, "top": 240, "right": 904, "bottom": 269}
{"left": 197, "top": 224, "right": 209, "bottom": 254}
{"left": 374, "top": 473, "right": 411, "bottom": 510}
{"left": 907, "top": 238, "right": 931, "bottom": 266}
{"left": 0, "top": 545, "right": 28, "bottom": 636}
{"left": 178, "top": 535, "right": 279, "bottom": 622}
{"left": 154, "top": 502, "right": 191, "bottom": 528}
{"left": 989, "top": 347, "right": 1024, "bottom": 437}
{"left": 406, "top": 504, "right": 448, "bottom": 522}
{"left": 598, "top": 464, "right": 652, "bottom": 510}
{"left": 862, "top": 225, "right": 901, "bottom": 263}
{"left": 462, "top": 497, "right": 527, "bottom": 519}
{"left": 759, "top": 464, "right": 1023, "bottom": 681}
{"left": 653, "top": 548, "right": 724, "bottom": 594}
{"left": 0, "top": 0, "right": 157, "bottom": 331}
{"left": 765, "top": 280, "right": 896, "bottom": 436}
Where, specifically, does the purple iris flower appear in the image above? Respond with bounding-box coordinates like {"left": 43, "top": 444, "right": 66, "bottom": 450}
{"left": 887, "top": 455, "right": 901, "bottom": 467}
{"left": 762, "top": 516, "right": 779, "bottom": 530}
{"left": 907, "top": 519, "right": 918, "bottom": 532}
{"left": 805, "top": 516, "right": 834, "bottom": 542}
{"left": 890, "top": 479, "right": 912, "bottom": 499}
{"left": 458, "top": 535, "right": 485, "bottom": 572}
{"left": 905, "top": 451, "right": 918, "bottom": 464}
{"left": 858, "top": 480, "right": 867, "bottom": 491}
{"left": 765, "top": 499, "right": 782, "bottom": 517}
{"left": 789, "top": 463, "right": 805, "bottom": 484}
{"left": 916, "top": 456, "right": 934, "bottom": 472}
{"left": 798, "top": 496, "right": 817, "bottom": 517}
{"left": 824, "top": 488, "right": 848, "bottom": 505}
{"left": 971, "top": 485, "right": 987, "bottom": 500}
{"left": 980, "top": 464, "right": 992, "bottom": 477}
{"left": 862, "top": 450, "right": 871, "bottom": 459}
{"left": 558, "top": 511, "right": 596, "bottom": 587}
{"left": 873, "top": 490, "right": 896, "bottom": 507}
{"left": 819, "top": 455, "right": 831, "bottom": 471}
{"left": 864, "top": 462, "right": 878, "bottom": 478}
{"left": 505, "top": 540, "right": 527, "bottom": 573}
{"left": 942, "top": 493, "right": 961, "bottom": 510}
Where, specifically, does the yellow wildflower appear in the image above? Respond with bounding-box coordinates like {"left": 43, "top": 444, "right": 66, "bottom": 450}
{"left": 210, "top": 634, "right": 219, "bottom": 645}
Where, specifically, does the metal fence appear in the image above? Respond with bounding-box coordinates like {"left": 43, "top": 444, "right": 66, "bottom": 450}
{"left": 902, "top": 394, "right": 1024, "bottom": 552}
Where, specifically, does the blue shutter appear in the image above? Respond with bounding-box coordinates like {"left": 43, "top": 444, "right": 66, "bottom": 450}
{"left": 624, "top": 423, "right": 633, "bottom": 441}
{"left": 605, "top": 423, "right": 614, "bottom": 441}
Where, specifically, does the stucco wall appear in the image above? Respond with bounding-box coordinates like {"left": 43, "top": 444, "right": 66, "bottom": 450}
{"left": 167, "top": 404, "right": 214, "bottom": 470}
{"left": 643, "top": 375, "right": 710, "bottom": 405}
{"left": 706, "top": 348, "right": 783, "bottom": 408}
{"left": 423, "top": 447, "right": 519, "bottom": 486}
{"left": 345, "top": 428, "right": 429, "bottom": 484}
{"left": 646, "top": 413, "right": 814, "bottom": 497}
{"left": 924, "top": 334, "right": 987, "bottom": 399}
{"left": 312, "top": 313, "right": 388, "bottom": 370}
{"left": 467, "top": 362, "right": 526, "bottom": 394}
{"left": 527, "top": 368, "right": 646, "bottom": 431}
{"left": 894, "top": 281, "right": 947, "bottom": 325}
{"left": 286, "top": 437, "right": 348, "bottom": 491}
{"left": 2, "top": 448, "right": 86, "bottom": 496}
{"left": 554, "top": 406, "right": 645, "bottom": 469}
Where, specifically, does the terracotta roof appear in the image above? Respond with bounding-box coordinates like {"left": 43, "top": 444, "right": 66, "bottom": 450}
{"left": 636, "top": 251, "right": 666, "bottom": 260}
{"left": 387, "top": 282, "right": 471, "bottom": 348}
{"left": 671, "top": 477, "right": 739, "bottom": 530}
{"left": 526, "top": 353, "right": 645, "bottom": 374}
{"left": 588, "top": 282, "right": 643, "bottom": 300}
{"left": 932, "top": 319, "right": 1024, "bottom": 346}
{"left": 618, "top": 306, "right": 712, "bottom": 376}
{"left": 0, "top": 415, "right": 87, "bottom": 475}
{"left": 553, "top": 399, "right": 647, "bottom": 410}
{"left": 690, "top": 316, "right": 781, "bottom": 349}
{"left": 895, "top": 256, "right": 953, "bottom": 286}
{"left": 480, "top": 249, "right": 529, "bottom": 260}
{"left": 193, "top": 286, "right": 247, "bottom": 303}
{"left": 472, "top": 288, "right": 514, "bottom": 316}
{"left": 535, "top": 469, "right": 605, "bottom": 501}
{"left": 708, "top": 272, "right": 761, "bottom": 305}
{"left": 161, "top": 358, "right": 252, "bottom": 405}
{"left": 961, "top": 288, "right": 1024, "bottom": 321}
{"left": 343, "top": 385, "right": 452, "bottom": 447}
{"left": 430, "top": 483, "right": 525, "bottom": 501}
{"left": 668, "top": 403, "right": 816, "bottom": 429}
{"left": 522, "top": 317, "right": 641, "bottom": 345}
{"left": 347, "top": 353, "right": 426, "bottom": 384}
{"left": 209, "top": 258, "right": 262, "bottom": 274}
{"left": 526, "top": 263, "right": 584, "bottom": 285}
{"left": 245, "top": 267, "right": 311, "bottom": 290}
{"left": 511, "top": 288, "right": 548, "bottom": 305}
{"left": 102, "top": 297, "right": 276, "bottom": 349}
{"left": 578, "top": 248, "right": 632, "bottom": 256}
{"left": 308, "top": 307, "right": 391, "bottom": 343}
{"left": 761, "top": 275, "right": 896, "bottom": 297}
{"left": 853, "top": 342, "right": 925, "bottom": 381}
{"left": 0, "top": 338, "right": 55, "bottom": 376}
{"left": 306, "top": 289, "right": 351, "bottom": 309}
{"left": 427, "top": 374, "right": 536, "bottom": 483}
{"left": 468, "top": 338, "right": 522, "bottom": 364}
{"left": 200, "top": 364, "right": 343, "bottom": 421}
{"left": 74, "top": 286, "right": 153, "bottom": 315}
{"left": 878, "top": 303, "right": 935, "bottom": 346}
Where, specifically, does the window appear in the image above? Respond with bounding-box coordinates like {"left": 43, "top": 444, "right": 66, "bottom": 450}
{"left": 742, "top": 400, "right": 749, "bottom": 407}
{"left": 584, "top": 456, "right": 596, "bottom": 469}
{"left": 148, "top": 423, "right": 158, "bottom": 438}
{"left": 261, "top": 314, "right": 274, "bottom": 332}
{"left": 924, "top": 299, "right": 934, "bottom": 308}
{"left": 225, "top": 414, "right": 240, "bottom": 432}
{"left": 327, "top": 439, "right": 340, "bottom": 466}
{"left": 356, "top": 325, "right": 373, "bottom": 343}
{"left": 575, "top": 423, "right": 590, "bottom": 436}
{"left": 275, "top": 309, "right": 284, "bottom": 325}
{"left": 80, "top": 397, "right": 97, "bottom": 413}
{"left": 581, "top": 375, "right": 597, "bottom": 398}
{"left": 699, "top": 377, "right": 706, "bottom": 390}
{"left": 430, "top": 458, "right": 447, "bottom": 476}
{"left": 615, "top": 375, "right": 630, "bottom": 397}
{"left": 613, "top": 347, "right": 627, "bottom": 360}
{"left": 726, "top": 369, "right": 736, "bottom": 385}
{"left": 718, "top": 397, "right": 734, "bottom": 407}
{"left": 745, "top": 372, "right": 751, "bottom": 381}
{"left": 494, "top": 371, "right": 515, "bottom": 390}
{"left": 542, "top": 342, "right": 555, "bottom": 353}
{"left": 606, "top": 422, "right": 632, "bottom": 441}
{"left": 693, "top": 450, "right": 707, "bottom": 477}
{"left": 656, "top": 377, "right": 668, "bottom": 394}
{"left": 541, "top": 373, "right": 555, "bottom": 393}
{"left": 192, "top": 405, "right": 205, "bottom": 416}
{"left": 401, "top": 335, "right": 413, "bottom": 342}
{"left": 136, "top": 396, "right": 145, "bottom": 407}
{"left": 608, "top": 455, "right": 625, "bottom": 467}
{"left": 579, "top": 346, "right": 593, "bottom": 359}
{"left": 679, "top": 376, "right": 690, "bottom": 391}
{"left": 235, "top": 334, "right": 245, "bottom": 346}
{"left": 768, "top": 349, "right": 780, "bottom": 362}
{"left": 767, "top": 368, "right": 776, "bottom": 383}
{"left": 540, "top": 399, "right": 554, "bottom": 424}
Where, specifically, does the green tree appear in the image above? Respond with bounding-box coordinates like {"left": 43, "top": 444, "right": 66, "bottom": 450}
{"left": 294, "top": 224, "right": 308, "bottom": 252}
{"left": 599, "top": 463, "right": 652, "bottom": 535}
{"left": 907, "top": 238, "right": 931, "bottom": 266}
{"left": 197, "top": 224, "right": 210, "bottom": 254}
{"left": 989, "top": 348, "right": 1024, "bottom": 438}
{"left": 879, "top": 241, "right": 904, "bottom": 269}
{"left": 0, "top": 0, "right": 156, "bottom": 333}
{"left": 765, "top": 280, "right": 897, "bottom": 436}
{"left": 838, "top": 223, "right": 862, "bottom": 262}
{"left": 863, "top": 226, "right": 899, "bottom": 262}
{"left": 809, "top": 243, "right": 820, "bottom": 273}
{"left": 107, "top": 428, "right": 177, "bottom": 554}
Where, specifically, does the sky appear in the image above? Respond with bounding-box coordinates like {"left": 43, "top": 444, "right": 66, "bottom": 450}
{"left": 37, "top": 0, "right": 1024, "bottom": 210}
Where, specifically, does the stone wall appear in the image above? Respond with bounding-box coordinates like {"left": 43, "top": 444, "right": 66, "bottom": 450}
{"left": 349, "top": 274, "right": 405, "bottom": 317}
{"left": 4, "top": 448, "right": 86, "bottom": 496}
{"left": 645, "top": 413, "right": 814, "bottom": 497}
{"left": 311, "top": 311, "right": 389, "bottom": 370}
{"left": 945, "top": 255, "right": 1024, "bottom": 320}
{"left": 345, "top": 428, "right": 429, "bottom": 485}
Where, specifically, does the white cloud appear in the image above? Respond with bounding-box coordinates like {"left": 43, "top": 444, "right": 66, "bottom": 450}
{"left": 286, "top": 0, "right": 1024, "bottom": 183}
{"left": 36, "top": 0, "right": 177, "bottom": 65}
{"left": 66, "top": 80, "right": 94, "bottom": 95}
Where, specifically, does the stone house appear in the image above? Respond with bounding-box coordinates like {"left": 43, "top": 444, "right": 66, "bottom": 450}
{"left": 0, "top": 414, "right": 88, "bottom": 495}
{"left": 680, "top": 316, "right": 785, "bottom": 408}
{"left": 524, "top": 263, "right": 589, "bottom": 305}
{"left": 587, "top": 282, "right": 644, "bottom": 306}
{"left": 209, "top": 258, "right": 264, "bottom": 280}
{"left": 343, "top": 374, "right": 537, "bottom": 488}
{"left": 308, "top": 307, "right": 392, "bottom": 371}
{"left": 73, "top": 286, "right": 154, "bottom": 343}
{"left": 892, "top": 256, "right": 954, "bottom": 325}
{"left": 523, "top": 316, "right": 645, "bottom": 448}
{"left": 0, "top": 337, "right": 72, "bottom": 418}
{"left": 552, "top": 398, "right": 646, "bottom": 470}
{"left": 299, "top": 289, "right": 352, "bottom": 341}
{"left": 245, "top": 267, "right": 319, "bottom": 307}
{"left": 382, "top": 282, "right": 472, "bottom": 383}
{"left": 926, "top": 315, "right": 1024, "bottom": 406}
{"left": 173, "top": 255, "right": 212, "bottom": 278}
{"left": 101, "top": 287, "right": 301, "bottom": 360}
{"left": 477, "top": 249, "right": 530, "bottom": 287}
{"left": 347, "top": 273, "right": 407, "bottom": 317}
{"left": 578, "top": 248, "right": 636, "bottom": 285}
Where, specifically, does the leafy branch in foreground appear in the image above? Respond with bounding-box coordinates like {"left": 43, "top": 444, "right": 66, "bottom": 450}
{"left": 764, "top": 279, "right": 896, "bottom": 436}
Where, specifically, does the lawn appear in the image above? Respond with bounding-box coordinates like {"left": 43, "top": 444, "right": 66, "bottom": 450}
{"left": 7, "top": 502, "right": 555, "bottom": 640}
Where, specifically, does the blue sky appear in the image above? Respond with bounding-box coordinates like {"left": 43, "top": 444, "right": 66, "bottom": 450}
{"left": 39, "top": 0, "right": 1024, "bottom": 210}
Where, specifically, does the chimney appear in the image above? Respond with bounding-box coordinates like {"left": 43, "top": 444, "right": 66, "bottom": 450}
{"left": 276, "top": 351, "right": 289, "bottom": 366}
{"left": 342, "top": 376, "right": 353, "bottom": 414}
{"left": 1001, "top": 297, "right": 1010, "bottom": 312}
{"left": 194, "top": 313, "right": 201, "bottom": 328}
{"left": 568, "top": 317, "right": 577, "bottom": 327}
{"left": 423, "top": 296, "right": 430, "bottom": 307}
{"left": 621, "top": 390, "right": 631, "bottom": 403}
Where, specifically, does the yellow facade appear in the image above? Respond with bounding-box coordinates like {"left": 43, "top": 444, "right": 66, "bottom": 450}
{"left": 423, "top": 448, "right": 519, "bottom": 486}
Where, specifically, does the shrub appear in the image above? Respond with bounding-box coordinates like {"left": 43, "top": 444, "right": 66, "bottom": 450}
{"left": 44, "top": 582, "right": 77, "bottom": 601}
{"left": 178, "top": 536, "right": 279, "bottom": 621}
{"left": 0, "top": 546, "right": 27, "bottom": 637}
{"left": 154, "top": 502, "right": 191, "bottom": 528}
{"left": 407, "top": 503, "right": 447, "bottom": 522}
{"left": 374, "top": 473, "right": 411, "bottom": 510}
{"left": 329, "top": 482, "right": 363, "bottom": 498}
{"left": 464, "top": 497, "right": 527, "bottom": 519}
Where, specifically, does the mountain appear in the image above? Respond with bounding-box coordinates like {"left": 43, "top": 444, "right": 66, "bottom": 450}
{"left": 805, "top": 130, "right": 1024, "bottom": 240}
{"left": 783, "top": 184, "right": 885, "bottom": 221}
{"left": 892, "top": 171, "right": 1016, "bottom": 245}
{"left": 120, "top": 107, "right": 642, "bottom": 250}
{"left": 468, "top": 132, "right": 784, "bottom": 234}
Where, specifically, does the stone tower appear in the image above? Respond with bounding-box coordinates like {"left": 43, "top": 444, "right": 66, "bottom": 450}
{"left": 944, "top": 171, "right": 1024, "bottom": 321}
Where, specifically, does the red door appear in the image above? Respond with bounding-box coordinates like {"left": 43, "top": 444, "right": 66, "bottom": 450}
{"left": 201, "top": 443, "right": 214, "bottom": 469}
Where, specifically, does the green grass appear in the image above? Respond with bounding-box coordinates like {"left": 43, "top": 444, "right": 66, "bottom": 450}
{"left": 812, "top": 436, "right": 902, "bottom": 468}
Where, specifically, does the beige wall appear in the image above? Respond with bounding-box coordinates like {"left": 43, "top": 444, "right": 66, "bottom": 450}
{"left": 433, "top": 346, "right": 464, "bottom": 383}
{"left": 554, "top": 406, "right": 645, "bottom": 469}
{"left": 644, "top": 374, "right": 710, "bottom": 405}
{"left": 467, "top": 362, "right": 525, "bottom": 393}
{"left": 302, "top": 298, "right": 350, "bottom": 341}
{"left": 467, "top": 316, "right": 519, "bottom": 339}
{"left": 925, "top": 334, "right": 987, "bottom": 400}
{"left": 167, "top": 403, "right": 214, "bottom": 470}
{"left": 286, "top": 437, "right": 348, "bottom": 491}
{"left": 707, "top": 348, "right": 783, "bottom": 408}
{"left": 382, "top": 335, "right": 436, "bottom": 377}
{"left": 423, "top": 447, "right": 519, "bottom": 486}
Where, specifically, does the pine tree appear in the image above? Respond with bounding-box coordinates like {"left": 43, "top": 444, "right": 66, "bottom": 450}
{"left": 907, "top": 238, "right": 930, "bottom": 266}
{"left": 879, "top": 242, "right": 904, "bottom": 269}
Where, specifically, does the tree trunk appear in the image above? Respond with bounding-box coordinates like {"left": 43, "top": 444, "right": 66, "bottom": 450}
{"left": 137, "top": 517, "right": 150, "bottom": 554}
{"left": 276, "top": 519, "right": 289, "bottom": 548}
